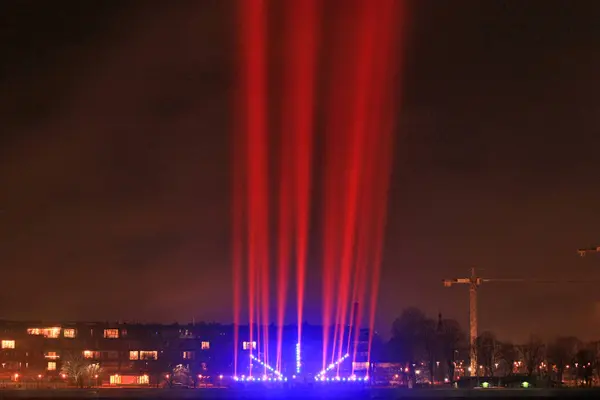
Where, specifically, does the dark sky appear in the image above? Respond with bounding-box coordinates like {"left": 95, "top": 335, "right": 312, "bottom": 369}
{"left": 1, "top": 0, "right": 600, "bottom": 343}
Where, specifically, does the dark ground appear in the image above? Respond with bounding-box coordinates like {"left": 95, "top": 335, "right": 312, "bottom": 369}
{"left": 1, "top": 388, "right": 600, "bottom": 399}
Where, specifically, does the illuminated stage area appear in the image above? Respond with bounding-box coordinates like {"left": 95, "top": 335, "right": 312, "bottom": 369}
{"left": 232, "top": 323, "right": 372, "bottom": 382}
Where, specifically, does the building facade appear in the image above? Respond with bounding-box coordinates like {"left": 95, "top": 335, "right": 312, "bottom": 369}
{"left": 0, "top": 321, "right": 372, "bottom": 386}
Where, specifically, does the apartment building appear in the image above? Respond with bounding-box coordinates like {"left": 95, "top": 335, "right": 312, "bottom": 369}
{"left": 0, "top": 321, "right": 232, "bottom": 385}
{"left": 0, "top": 321, "right": 372, "bottom": 385}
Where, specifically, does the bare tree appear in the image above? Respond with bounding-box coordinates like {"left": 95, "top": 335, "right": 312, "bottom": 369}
{"left": 499, "top": 342, "right": 518, "bottom": 377}
{"left": 519, "top": 336, "right": 545, "bottom": 378}
{"left": 60, "top": 353, "right": 102, "bottom": 388}
{"left": 438, "top": 318, "right": 466, "bottom": 382}
{"left": 591, "top": 341, "right": 600, "bottom": 384}
{"left": 546, "top": 337, "right": 581, "bottom": 383}
{"left": 574, "top": 348, "right": 595, "bottom": 387}
{"left": 421, "top": 318, "right": 438, "bottom": 384}
{"left": 476, "top": 332, "right": 502, "bottom": 377}
{"left": 389, "top": 308, "right": 431, "bottom": 384}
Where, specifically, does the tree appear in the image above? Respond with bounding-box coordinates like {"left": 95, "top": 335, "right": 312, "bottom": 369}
{"left": 574, "top": 348, "right": 594, "bottom": 387}
{"left": 61, "top": 353, "right": 102, "bottom": 388}
{"left": 519, "top": 336, "right": 545, "bottom": 377}
{"left": 389, "top": 308, "right": 430, "bottom": 383}
{"left": 172, "top": 364, "right": 192, "bottom": 386}
{"left": 591, "top": 341, "right": 600, "bottom": 384}
{"left": 499, "top": 342, "right": 518, "bottom": 377}
{"left": 437, "top": 318, "right": 466, "bottom": 382}
{"left": 546, "top": 337, "right": 581, "bottom": 383}
{"left": 475, "top": 332, "right": 502, "bottom": 377}
{"left": 145, "top": 353, "right": 173, "bottom": 388}
{"left": 388, "top": 309, "right": 469, "bottom": 384}
{"left": 421, "top": 318, "right": 438, "bottom": 384}
{"left": 389, "top": 308, "right": 426, "bottom": 363}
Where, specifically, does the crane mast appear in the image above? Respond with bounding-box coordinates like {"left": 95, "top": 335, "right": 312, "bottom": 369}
{"left": 443, "top": 267, "right": 480, "bottom": 377}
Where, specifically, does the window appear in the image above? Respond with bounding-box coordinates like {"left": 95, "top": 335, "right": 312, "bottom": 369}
{"left": 83, "top": 350, "right": 99, "bottom": 359}
{"left": 103, "top": 329, "right": 119, "bottom": 339}
{"left": 352, "top": 361, "right": 369, "bottom": 370}
{"left": 242, "top": 341, "right": 256, "bottom": 350}
{"left": 27, "top": 327, "right": 60, "bottom": 338}
{"left": 201, "top": 341, "right": 210, "bottom": 350}
{"left": 139, "top": 351, "right": 157, "bottom": 360}
{"left": 45, "top": 352, "right": 59, "bottom": 359}
{"left": 1, "top": 340, "right": 15, "bottom": 349}
{"left": 63, "top": 329, "right": 76, "bottom": 338}
{"left": 47, "top": 362, "right": 56, "bottom": 371}
{"left": 137, "top": 375, "right": 149, "bottom": 385}
{"left": 183, "top": 351, "right": 194, "bottom": 360}
{"left": 109, "top": 375, "right": 121, "bottom": 385}
{"left": 129, "top": 351, "right": 139, "bottom": 360}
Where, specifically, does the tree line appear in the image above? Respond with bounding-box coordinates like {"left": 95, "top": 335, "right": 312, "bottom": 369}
{"left": 380, "top": 307, "right": 600, "bottom": 386}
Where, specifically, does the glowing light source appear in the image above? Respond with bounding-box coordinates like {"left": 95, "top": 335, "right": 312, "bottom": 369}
{"left": 250, "top": 354, "right": 282, "bottom": 377}
{"left": 295, "top": 342, "right": 301, "bottom": 374}
{"left": 316, "top": 353, "right": 350, "bottom": 378}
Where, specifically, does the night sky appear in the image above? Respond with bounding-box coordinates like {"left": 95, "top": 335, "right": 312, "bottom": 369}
{"left": 1, "top": 0, "right": 600, "bottom": 343}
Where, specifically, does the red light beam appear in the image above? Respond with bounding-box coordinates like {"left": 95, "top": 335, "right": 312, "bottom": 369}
{"left": 364, "top": 0, "right": 406, "bottom": 366}
{"left": 334, "top": 0, "right": 378, "bottom": 365}
{"left": 289, "top": 0, "right": 318, "bottom": 353}
{"left": 238, "top": 0, "right": 269, "bottom": 375}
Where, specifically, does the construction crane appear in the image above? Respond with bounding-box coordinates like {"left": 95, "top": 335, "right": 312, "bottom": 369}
{"left": 443, "top": 267, "right": 480, "bottom": 377}
{"left": 443, "top": 268, "right": 596, "bottom": 377}
{"left": 577, "top": 246, "right": 600, "bottom": 257}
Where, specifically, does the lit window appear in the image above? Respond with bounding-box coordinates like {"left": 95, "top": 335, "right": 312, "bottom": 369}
{"left": 63, "top": 329, "right": 76, "bottom": 338}
{"left": 140, "top": 351, "right": 157, "bottom": 360}
{"left": 352, "top": 361, "right": 369, "bottom": 370}
{"left": 103, "top": 329, "right": 119, "bottom": 339}
{"left": 27, "top": 328, "right": 61, "bottom": 338}
{"left": 47, "top": 362, "right": 56, "bottom": 371}
{"left": 1, "top": 340, "right": 15, "bottom": 349}
{"left": 242, "top": 341, "right": 256, "bottom": 350}
{"left": 129, "top": 351, "right": 139, "bottom": 360}
{"left": 183, "top": 351, "right": 194, "bottom": 360}
{"left": 201, "top": 341, "right": 210, "bottom": 350}
{"left": 109, "top": 375, "right": 121, "bottom": 385}
{"left": 45, "top": 352, "right": 59, "bottom": 359}
{"left": 137, "top": 375, "right": 149, "bottom": 385}
{"left": 83, "top": 350, "right": 99, "bottom": 359}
